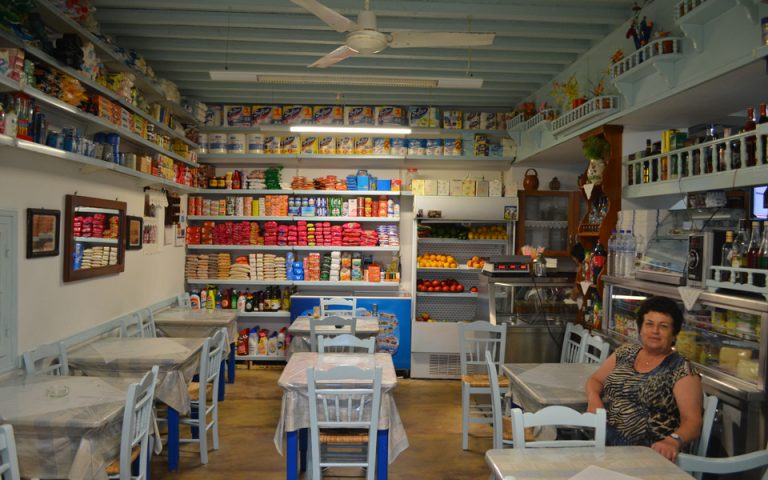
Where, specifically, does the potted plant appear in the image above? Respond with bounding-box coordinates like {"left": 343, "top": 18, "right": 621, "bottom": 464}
{"left": 551, "top": 74, "right": 584, "bottom": 111}
{"left": 582, "top": 136, "right": 610, "bottom": 185}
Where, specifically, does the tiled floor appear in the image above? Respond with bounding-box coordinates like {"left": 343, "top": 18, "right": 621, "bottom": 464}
{"left": 151, "top": 365, "right": 493, "bottom": 479}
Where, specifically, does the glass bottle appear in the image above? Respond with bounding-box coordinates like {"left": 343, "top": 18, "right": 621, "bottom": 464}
{"left": 721, "top": 230, "right": 734, "bottom": 282}
{"left": 730, "top": 125, "right": 742, "bottom": 170}
{"left": 759, "top": 221, "right": 768, "bottom": 270}
{"left": 703, "top": 125, "right": 716, "bottom": 174}
{"left": 758, "top": 103, "right": 768, "bottom": 165}
{"left": 747, "top": 220, "right": 761, "bottom": 268}
{"left": 745, "top": 107, "right": 757, "bottom": 167}
{"left": 592, "top": 241, "right": 607, "bottom": 282}
{"left": 733, "top": 221, "right": 749, "bottom": 283}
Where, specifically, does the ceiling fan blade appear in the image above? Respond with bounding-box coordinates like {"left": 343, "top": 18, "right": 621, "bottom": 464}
{"left": 389, "top": 31, "right": 495, "bottom": 48}
{"left": 309, "top": 45, "right": 359, "bottom": 68}
{"left": 290, "top": 0, "right": 358, "bottom": 33}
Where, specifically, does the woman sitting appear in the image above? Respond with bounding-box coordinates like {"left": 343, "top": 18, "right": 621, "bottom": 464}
{"left": 586, "top": 296, "right": 702, "bottom": 461}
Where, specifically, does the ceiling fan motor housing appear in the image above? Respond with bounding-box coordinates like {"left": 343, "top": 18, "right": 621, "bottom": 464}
{"left": 346, "top": 30, "right": 388, "bottom": 54}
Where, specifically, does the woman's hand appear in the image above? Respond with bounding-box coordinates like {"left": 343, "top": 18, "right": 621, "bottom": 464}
{"left": 651, "top": 436, "right": 680, "bottom": 462}
{"left": 586, "top": 397, "right": 605, "bottom": 414}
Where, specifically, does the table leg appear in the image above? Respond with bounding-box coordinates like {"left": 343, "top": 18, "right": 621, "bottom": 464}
{"left": 377, "top": 429, "right": 389, "bottom": 480}
{"left": 299, "top": 428, "right": 308, "bottom": 472}
{"left": 227, "top": 343, "right": 236, "bottom": 384}
{"left": 286, "top": 430, "right": 298, "bottom": 480}
{"left": 218, "top": 360, "right": 226, "bottom": 402}
{"left": 167, "top": 407, "right": 180, "bottom": 472}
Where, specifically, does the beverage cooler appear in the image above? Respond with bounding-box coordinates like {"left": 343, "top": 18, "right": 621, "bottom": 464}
{"left": 603, "top": 276, "right": 767, "bottom": 457}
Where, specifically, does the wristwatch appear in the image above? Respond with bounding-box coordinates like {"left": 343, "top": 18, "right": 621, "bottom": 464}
{"left": 669, "top": 433, "right": 683, "bottom": 447}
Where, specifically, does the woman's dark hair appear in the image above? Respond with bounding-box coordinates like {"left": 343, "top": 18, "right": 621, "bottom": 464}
{"left": 636, "top": 296, "right": 683, "bottom": 335}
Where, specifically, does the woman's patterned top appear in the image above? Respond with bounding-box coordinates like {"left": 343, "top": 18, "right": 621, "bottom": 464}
{"left": 603, "top": 343, "right": 696, "bottom": 446}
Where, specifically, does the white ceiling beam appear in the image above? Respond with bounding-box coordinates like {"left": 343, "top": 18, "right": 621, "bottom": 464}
{"left": 183, "top": 92, "right": 521, "bottom": 108}
{"left": 171, "top": 81, "right": 530, "bottom": 95}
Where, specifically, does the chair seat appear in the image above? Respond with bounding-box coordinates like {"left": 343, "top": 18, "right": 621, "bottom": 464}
{"left": 319, "top": 429, "right": 369, "bottom": 444}
{"left": 105, "top": 445, "right": 140, "bottom": 475}
{"left": 462, "top": 374, "right": 510, "bottom": 388}
{"left": 501, "top": 416, "right": 537, "bottom": 442}
{"left": 188, "top": 381, "right": 214, "bottom": 400}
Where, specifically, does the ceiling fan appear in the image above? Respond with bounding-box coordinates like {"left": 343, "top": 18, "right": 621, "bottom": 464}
{"left": 291, "top": 0, "right": 496, "bottom": 68}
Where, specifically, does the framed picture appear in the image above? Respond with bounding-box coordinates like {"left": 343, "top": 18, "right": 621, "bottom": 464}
{"left": 126, "top": 216, "right": 143, "bottom": 250}
{"left": 504, "top": 205, "right": 518, "bottom": 221}
{"left": 26, "top": 208, "right": 60, "bottom": 258}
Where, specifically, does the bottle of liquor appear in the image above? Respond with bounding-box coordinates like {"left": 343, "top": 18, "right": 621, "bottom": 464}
{"left": 758, "top": 103, "right": 768, "bottom": 165}
{"left": 730, "top": 125, "right": 742, "bottom": 170}
{"left": 745, "top": 107, "right": 757, "bottom": 167}
{"left": 733, "top": 222, "right": 749, "bottom": 283}
{"left": 592, "top": 241, "right": 607, "bottom": 282}
{"left": 759, "top": 221, "right": 768, "bottom": 270}
{"left": 703, "top": 125, "right": 716, "bottom": 174}
{"left": 721, "top": 230, "right": 734, "bottom": 282}
{"left": 718, "top": 128, "right": 730, "bottom": 172}
{"left": 747, "top": 220, "right": 761, "bottom": 268}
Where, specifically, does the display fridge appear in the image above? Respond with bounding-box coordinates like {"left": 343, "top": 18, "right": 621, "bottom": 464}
{"left": 603, "top": 276, "right": 767, "bottom": 457}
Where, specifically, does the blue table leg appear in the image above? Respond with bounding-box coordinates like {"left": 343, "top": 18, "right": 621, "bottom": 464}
{"left": 299, "top": 428, "right": 308, "bottom": 472}
{"left": 227, "top": 343, "right": 236, "bottom": 384}
{"left": 377, "top": 429, "right": 389, "bottom": 480}
{"left": 218, "top": 360, "right": 226, "bottom": 402}
{"left": 167, "top": 407, "right": 180, "bottom": 472}
{"left": 286, "top": 430, "right": 298, "bottom": 480}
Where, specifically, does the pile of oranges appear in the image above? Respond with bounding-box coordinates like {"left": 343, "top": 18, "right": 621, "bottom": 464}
{"left": 417, "top": 253, "right": 458, "bottom": 268}
{"left": 467, "top": 225, "right": 508, "bottom": 240}
{"left": 466, "top": 256, "right": 486, "bottom": 269}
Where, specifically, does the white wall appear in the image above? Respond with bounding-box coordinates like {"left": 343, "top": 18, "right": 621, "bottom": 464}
{"left": 0, "top": 149, "right": 185, "bottom": 354}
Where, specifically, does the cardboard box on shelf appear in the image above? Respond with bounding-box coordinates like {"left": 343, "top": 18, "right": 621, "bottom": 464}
{"left": 476, "top": 180, "right": 489, "bottom": 197}
{"left": 489, "top": 179, "right": 503, "bottom": 197}
{"left": 411, "top": 179, "right": 426, "bottom": 196}
{"left": 462, "top": 179, "right": 477, "bottom": 196}
{"left": 424, "top": 179, "right": 438, "bottom": 196}
{"left": 450, "top": 179, "right": 464, "bottom": 196}
{"left": 437, "top": 180, "right": 450, "bottom": 196}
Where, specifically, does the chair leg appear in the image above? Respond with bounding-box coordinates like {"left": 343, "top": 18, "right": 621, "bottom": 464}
{"left": 199, "top": 413, "right": 208, "bottom": 465}
{"left": 212, "top": 403, "right": 220, "bottom": 450}
{"left": 461, "top": 382, "right": 470, "bottom": 450}
{"left": 167, "top": 407, "right": 180, "bottom": 472}
{"left": 299, "top": 428, "right": 308, "bottom": 473}
{"left": 227, "top": 344, "right": 236, "bottom": 384}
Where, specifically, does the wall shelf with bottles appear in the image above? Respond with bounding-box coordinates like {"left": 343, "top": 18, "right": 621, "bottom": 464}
{"left": 623, "top": 123, "right": 768, "bottom": 199}
{"left": 709, "top": 266, "right": 768, "bottom": 301}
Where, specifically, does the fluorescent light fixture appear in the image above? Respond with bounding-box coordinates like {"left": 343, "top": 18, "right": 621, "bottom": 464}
{"left": 612, "top": 295, "right": 648, "bottom": 301}
{"left": 290, "top": 125, "right": 412, "bottom": 135}
{"left": 209, "top": 71, "right": 483, "bottom": 89}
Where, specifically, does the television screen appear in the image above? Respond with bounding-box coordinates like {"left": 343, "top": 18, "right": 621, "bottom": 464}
{"left": 754, "top": 186, "right": 767, "bottom": 220}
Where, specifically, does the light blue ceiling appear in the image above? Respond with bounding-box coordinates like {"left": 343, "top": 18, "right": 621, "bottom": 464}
{"left": 91, "top": 0, "right": 638, "bottom": 108}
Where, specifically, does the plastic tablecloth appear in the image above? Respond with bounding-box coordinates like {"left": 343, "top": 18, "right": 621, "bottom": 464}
{"left": 287, "top": 316, "right": 380, "bottom": 353}
{"left": 274, "top": 352, "right": 408, "bottom": 462}
{"left": 68, "top": 337, "right": 205, "bottom": 414}
{"left": 501, "top": 363, "right": 599, "bottom": 412}
{"left": 0, "top": 374, "right": 138, "bottom": 479}
{"left": 486, "top": 446, "right": 694, "bottom": 480}
{"left": 153, "top": 307, "right": 238, "bottom": 354}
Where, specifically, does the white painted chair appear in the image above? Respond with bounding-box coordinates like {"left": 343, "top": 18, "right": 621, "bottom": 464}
{"left": 178, "top": 328, "right": 226, "bottom": 464}
{"left": 309, "top": 316, "right": 357, "bottom": 352}
{"left": 579, "top": 333, "right": 610, "bottom": 364}
{"left": 138, "top": 309, "right": 157, "bottom": 338}
{"left": 459, "top": 321, "right": 507, "bottom": 450}
{"left": 105, "top": 365, "right": 159, "bottom": 480}
{"left": 319, "top": 297, "right": 357, "bottom": 318}
{"left": 677, "top": 442, "right": 768, "bottom": 480}
{"left": 0, "top": 424, "right": 20, "bottom": 480}
{"left": 176, "top": 293, "right": 191, "bottom": 308}
{"left": 511, "top": 405, "right": 606, "bottom": 449}
{"left": 560, "top": 322, "right": 586, "bottom": 363}
{"left": 307, "top": 365, "right": 382, "bottom": 480}
{"left": 318, "top": 334, "right": 375, "bottom": 353}
{"left": 486, "top": 353, "right": 514, "bottom": 450}
{"left": 687, "top": 392, "right": 719, "bottom": 480}
{"left": 22, "top": 342, "right": 69, "bottom": 376}
{"left": 120, "top": 315, "right": 143, "bottom": 338}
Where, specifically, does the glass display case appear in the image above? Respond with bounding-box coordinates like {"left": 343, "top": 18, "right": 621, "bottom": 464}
{"left": 635, "top": 207, "right": 744, "bottom": 285}
{"left": 516, "top": 190, "right": 582, "bottom": 257}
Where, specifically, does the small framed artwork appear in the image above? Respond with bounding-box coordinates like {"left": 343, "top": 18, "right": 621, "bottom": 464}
{"left": 26, "top": 208, "right": 60, "bottom": 258}
{"left": 126, "top": 216, "right": 143, "bottom": 250}
{"left": 504, "top": 205, "right": 518, "bottom": 221}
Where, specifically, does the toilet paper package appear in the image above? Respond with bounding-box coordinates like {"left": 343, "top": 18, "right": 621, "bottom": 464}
{"left": 344, "top": 106, "right": 375, "bottom": 125}
{"left": 247, "top": 133, "right": 264, "bottom": 154}
{"left": 443, "top": 138, "right": 462, "bottom": 156}
{"left": 354, "top": 137, "right": 373, "bottom": 155}
{"left": 301, "top": 136, "right": 319, "bottom": 154}
{"left": 280, "top": 135, "right": 300, "bottom": 154}
{"left": 407, "top": 138, "right": 425, "bottom": 156}
{"left": 375, "top": 106, "right": 405, "bottom": 125}
{"left": 252, "top": 105, "right": 283, "bottom": 125}
{"left": 208, "top": 133, "right": 227, "bottom": 154}
{"left": 337, "top": 137, "right": 354, "bottom": 154}
{"left": 263, "top": 136, "right": 280, "bottom": 154}
{"left": 372, "top": 137, "right": 391, "bottom": 154}
{"left": 205, "top": 105, "right": 223, "bottom": 127}
{"left": 318, "top": 136, "right": 336, "bottom": 154}
{"left": 313, "top": 106, "right": 343, "bottom": 124}
{"left": 408, "top": 106, "right": 440, "bottom": 127}
{"left": 480, "top": 112, "right": 499, "bottom": 130}
{"left": 442, "top": 110, "right": 463, "bottom": 129}
{"left": 463, "top": 112, "right": 481, "bottom": 130}
{"left": 283, "top": 105, "right": 313, "bottom": 125}
{"left": 391, "top": 138, "right": 407, "bottom": 155}
{"left": 225, "top": 105, "right": 252, "bottom": 127}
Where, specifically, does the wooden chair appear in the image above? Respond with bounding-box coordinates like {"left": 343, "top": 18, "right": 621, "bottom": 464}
{"left": 459, "top": 320, "right": 507, "bottom": 450}
{"left": 309, "top": 316, "right": 357, "bottom": 352}
{"left": 560, "top": 322, "right": 586, "bottom": 363}
{"left": 486, "top": 353, "right": 514, "bottom": 450}
{"left": 22, "top": 342, "right": 69, "bottom": 376}
{"left": 678, "top": 443, "right": 768, "bottom": 480}
{"left": 319, "top": 297, "right": 357, "bottom": 318}
{"left": 178, "top": 328, "right": 226, "bottom": 464}
{"left": 318, "top": 334, "right": 375, "bottom": 353}
{"left": 579, "top": 333, "right": 610, "bottom": 364}
{"left": 105, "top": 366, "right": 159, "bottom": 480}
{"left": 0, "top": 424, "right": 20, "bottom": 480}
{"left": 307, "top": 365, "right": 383, "bottom": 480}
{"left": 511, "top": 405, "right": 606, "bottom": 449}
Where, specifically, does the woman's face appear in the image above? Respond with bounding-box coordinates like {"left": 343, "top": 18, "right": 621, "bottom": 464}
{"left": 639, "top": 310, "right": 676, "bottom": 354}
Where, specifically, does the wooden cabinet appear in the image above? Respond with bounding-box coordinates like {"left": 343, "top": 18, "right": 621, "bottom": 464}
{"left": 516, "top": 190, "right": 582, "bottom": 258}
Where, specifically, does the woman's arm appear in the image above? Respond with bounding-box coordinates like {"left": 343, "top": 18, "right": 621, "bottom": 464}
{"left": 585, "top": 352, "right": 616, "bottom": 413}
{"left": 651, "top": 373, "right": 703, "bottom": 461}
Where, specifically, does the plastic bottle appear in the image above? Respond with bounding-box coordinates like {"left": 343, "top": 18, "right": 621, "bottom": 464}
{"left": 623, "top": 229, "right": 637, "bottom": 278}
{"left": 277, "top": 329, "right": 286, "bottom": 356}
{"left": 615, "top": 230, "right": 626, "bottom": 278}
{"left": 607, "top": 230, "right": 618, "bottom": 277}
{"left": 4, "top": 100, "right": 17, "bottom": 137}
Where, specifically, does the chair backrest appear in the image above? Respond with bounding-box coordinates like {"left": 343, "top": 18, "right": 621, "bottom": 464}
{"left": 138, "top": 309, "right": 157, "bottom": 338}
{"left": 677, "top": 442, "right": 768, "bottom": 480}
{"left": 580, "top": 333, "right": 610, "bottom": 364}
{"left": 0, "top": 424, "right": 20, "bottom": 480}
{"left": 459, "top": 321, "right": 507, "bottom": 376}
{"left": 560, "top": 322, "right": 586, "bottom": 363}
{"left": 486, "top": 352, "right": 506, "bottom": 450}
{"left": 22, "top": 342, "right": 69, "bottom": 376}
{"left": 118, "top": 365, "right": 159, "bottom": 480}
{"left": 511, "top": 405, "right": 606, "bottom": 449}
{"left": 307, "top": 365, "right": 383, "bottom": 479}
{"left": 197, "top": 328, "right": 227, "bottom": 404}
{"left": 319, "top": 297, "right": 357, "bottom": 318}
{"left": 120, "top": 314, "right": 143, "bottom": 338}
{"left": 688, "top": 392, "right": 720, "bottom": 479}
{"left": 318, "top": 334, "right": 375, "bottom": 353}
{"left": 309, "top": 315, "right": 357, "bottom": 352}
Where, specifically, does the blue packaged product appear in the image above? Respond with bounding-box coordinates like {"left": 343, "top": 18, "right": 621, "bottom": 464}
{"left": 391, "top": 137, "right": 406, "bottom": 155}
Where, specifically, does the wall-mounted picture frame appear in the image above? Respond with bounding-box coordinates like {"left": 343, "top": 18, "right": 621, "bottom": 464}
{"left": 26, "top": 208, "right": 60, "bottom": 258}
{"left": 126, "top": 216, "right": 143, "bottom": 250}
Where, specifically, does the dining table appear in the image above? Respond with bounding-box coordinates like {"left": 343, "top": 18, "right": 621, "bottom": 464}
{"left": 0, "top": 373, "right": 139, "bottom": 479}
{"left": 485, "top": 446, "right": 694, "bottom": 479}
{"left": 274, "top": 352, "right": 408, "bottom": 480}
{"left": 287, "top": 315, "right": 380, "bottom": 353}
{"left": 67, "top": 336, "right": 206, "bottom": 471}
{"left": 501, "top": 362, "right": 599, "bottom": 412}
{"left": 153, "top": 306, "right": 239, "bottom": 389}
